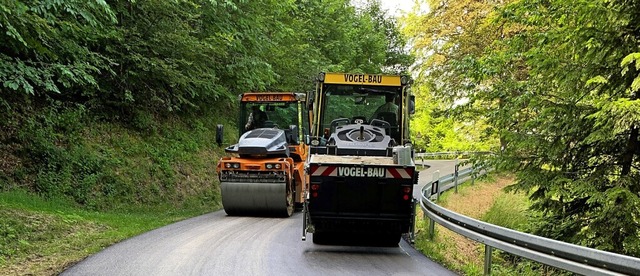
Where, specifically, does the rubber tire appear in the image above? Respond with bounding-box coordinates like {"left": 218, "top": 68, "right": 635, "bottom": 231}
{"left": 312, "top": 232, "right": 333, "bottom": 245}
{"left": 283, "top": 181, "right": 294, "bottom": 217}
{"left": 312, "top": 232, "right": 400, "bottom": 247}
{"left": 375, "top": 233, "right": 401, "bottom": 247}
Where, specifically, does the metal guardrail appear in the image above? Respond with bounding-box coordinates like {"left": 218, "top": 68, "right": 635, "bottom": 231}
{"left": 415, "top": 151, "right": 492, "bottom": 158}
{"left": 420, "top": 165, "right": 640, "bottom": 275}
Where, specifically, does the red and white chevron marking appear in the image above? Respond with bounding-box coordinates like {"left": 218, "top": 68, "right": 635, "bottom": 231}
{"left": 385, "top": 167, "right": 414, "bottom": 179}
{"left": 309, "top": 165, "right": 337, "bottom": 177}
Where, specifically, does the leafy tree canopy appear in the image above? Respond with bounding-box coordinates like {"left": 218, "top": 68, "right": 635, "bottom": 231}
{"left": 0, "top": 0, "right": 414, "bottom": 207}
{"left": 404, "top": 0, "right": 640, "bottom": 256}
{"left": 1, "top": 0, "right": 413, "bottom": 118}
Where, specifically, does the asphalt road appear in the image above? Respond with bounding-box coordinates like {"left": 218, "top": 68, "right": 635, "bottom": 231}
{"left": 413, "top": 159, "right": 461, "bottom": 199}
{"left": 62, "top": 160, "right": 459, "bottom": 276}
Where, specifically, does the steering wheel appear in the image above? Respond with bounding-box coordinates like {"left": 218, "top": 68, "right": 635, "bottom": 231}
{"left": 370, "top": 118, "right": 390, "bottom": 128}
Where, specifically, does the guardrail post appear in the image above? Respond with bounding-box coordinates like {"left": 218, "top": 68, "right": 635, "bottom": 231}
{"left": 471, "top": 162, "right": 475, "bottom": 185}
{"left": 428, "top": 218, "right": 435, "bottom": 240}
{"left": 428, "top": 181, "right": 437, "bottom": 240}
{"left": 410, "top": 199, "right": 417, "bottom": 243}
{"left": 484, "top": 245, "right": 493, "bottom": 275}
{"left": 454, "top": 159, "right": 459, "bottom": 193}
{"left": 428, "top": 170, "right": 440, "bottom": 240}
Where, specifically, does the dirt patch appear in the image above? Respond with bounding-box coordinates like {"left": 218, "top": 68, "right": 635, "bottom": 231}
{"left": 441, "top": 176, "right": 514, "bottom": 218}
{"left": 437, "top": 176, "right": 515, "bottom": 269}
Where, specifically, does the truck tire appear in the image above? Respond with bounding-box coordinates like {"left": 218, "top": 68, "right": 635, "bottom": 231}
{"left": 375, "top": 233, "right": 401, "bottom": 247}
{"left": 312, "top": 232, "right": 400, "bottom": 247}
{"left": 312, "top": 232, "right": 333, "bottom": 245}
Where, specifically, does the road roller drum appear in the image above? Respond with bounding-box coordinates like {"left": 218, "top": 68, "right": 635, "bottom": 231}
{"left": 221, "top": 181, "right": 293, "bottom": 217}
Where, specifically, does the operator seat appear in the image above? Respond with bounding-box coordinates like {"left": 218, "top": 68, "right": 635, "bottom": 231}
{"left": 375, "top": 112, "right": 399, "bottom": 141}
{"left": 263, "top": 120, "right": 276, "bottom": 128}
{"left": 375, "top": 112, "right": 397, "bottom": 126}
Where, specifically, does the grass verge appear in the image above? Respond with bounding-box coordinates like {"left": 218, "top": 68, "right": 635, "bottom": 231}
{"left": 0, "top": 103, "right": 232, "bottom": 275}
{"left": 0, "top": 189, "right": 217, "bottom": 275}
{"left": 414, "top": 173, "right": 560, "bottom": 275}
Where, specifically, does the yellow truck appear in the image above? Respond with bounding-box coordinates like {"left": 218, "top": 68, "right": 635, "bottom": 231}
{"left": 302, "top": 72, "right": 418, "bottom": 246}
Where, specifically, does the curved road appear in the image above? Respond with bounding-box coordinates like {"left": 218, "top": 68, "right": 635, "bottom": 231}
{"left": 63, "top": 160, "right": 459, "bottom": 276}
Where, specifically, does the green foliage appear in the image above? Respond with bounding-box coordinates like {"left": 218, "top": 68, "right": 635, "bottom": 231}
{"left": 0, "top": 0, "right": 115, "bottom": 97}
{"left": 483, "top": 193, "right": 567, "bottom": 276}
{"left": 482, "top": 192, "right": 530, "bottom": 231}
{"left": 621, "top": 52, "right": 640, "bottom": 93}
{"left": 0, "top": 0, "right": 412, "bottom": 210}
{"left": 0, "top": 1, "right": 416, "bottom": 270}
{"left": 493, "top": 0, "right": 640, "bottom": 256}
{"left": 4, "top": 103, "right": 222, "bottom": 211}
{"left": 415, "top": 174, "right": 558, "bottom": 276}
{"left": 99, "top": 0, "right": 227, "bottom": 115}
{"left": 409, "top": 80, "right": 497, "bottom": 152}
{"left": 402, "top": 1, "right": 499, "bottom": 153}
{"left": 2, "top": 0, "right": 413, "bottom": 120}
{"left": 15, "top": 104, "right": 118, "bottom": 208}
{"left": 405, "top": 0, "right": 640, "bottom": 256}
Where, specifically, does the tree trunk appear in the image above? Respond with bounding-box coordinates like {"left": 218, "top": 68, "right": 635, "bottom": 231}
{"left": 621, "top": 125, "right": 638, "bottom": 176}
{"left": 621, "top": 90, "right": 639, "bottom": 177}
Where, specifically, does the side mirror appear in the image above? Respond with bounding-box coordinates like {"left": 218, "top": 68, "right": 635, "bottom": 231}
{"left": 288, "top": 125, "right": 299, "bottom": 144}
{"left": 216, "top": 124, "right": 224, "bottom": 146}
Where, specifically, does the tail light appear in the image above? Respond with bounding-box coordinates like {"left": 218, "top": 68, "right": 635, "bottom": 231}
{"left": 311, "top": 184, "right": 320, "bottom": 198}
{"left": 401, "top": 186, "right": 412, "bottom": 201}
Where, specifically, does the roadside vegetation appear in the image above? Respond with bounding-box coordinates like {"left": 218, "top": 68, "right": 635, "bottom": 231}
{"left": 1, "top": 0, "right": 638, "bottom": 274}
{"left": 0, "top": 1, "right": 413, "bottom": 274}
{"left": 414, "top": 173, "right": 566, "bottom": 276}
{"left": 0, "top": 115, "right": 226, "bottom": 275}
{"left": 405, "top": 0, "right": 640, "bottom": 258}
{"left": 0, "top": 189, "right": 214, "bottom": 275}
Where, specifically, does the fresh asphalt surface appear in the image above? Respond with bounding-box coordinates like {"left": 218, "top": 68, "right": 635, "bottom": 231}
{"left": 62, "top": 160, "right": 460, "bottom": 276}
